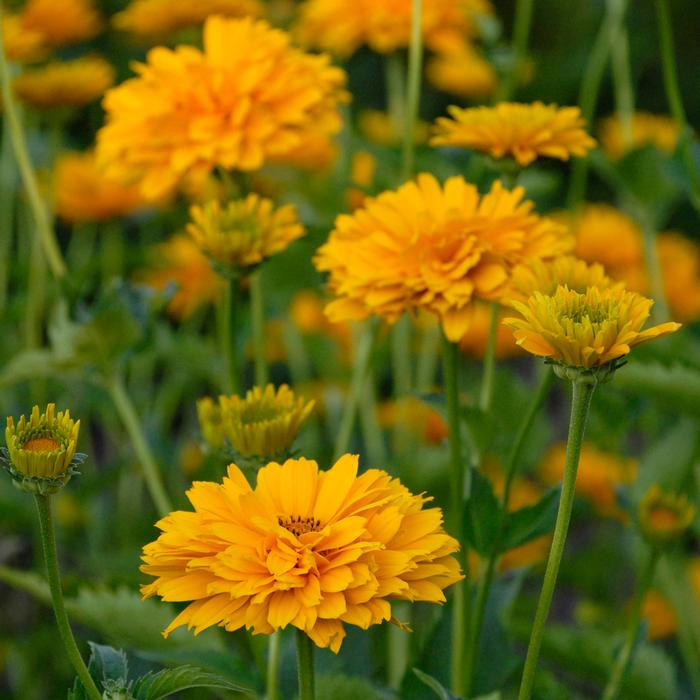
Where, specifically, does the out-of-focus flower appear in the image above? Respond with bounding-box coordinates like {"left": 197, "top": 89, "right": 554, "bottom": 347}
{"left": 113, "top": 0, "right": 262, "bottom": 40}
{"left": 657, "top": 232, "right": 700, "bottom": 323}
{"left": 346, "top": 150, "right": 377, "bottom": 210}
{"left": 268, "top": 130, "right": 339, "bottom": 172}
{"left": 20, "top": 0, "right": 102, "bottom": 48}
{"left": 2, "top": 13, "right": 50, "bottom": 63}
{"left": 290, "top": 290, "right": 353, "bottom": 357}
{"left": 377, "top": 396, "right": 448, "bottom": 445}
{"left": 431, "top": 102, "right": 596, "bottom": 167}
{"left": 315, "top": 173, "right": 569, "bottom": 342}
{"left": 638, "top": 485, "right": 696, "bottom": 546}
{"left": 425, "top": 45, "right": 497, "bottom": 100}
{"left": 97, "top": 16, "right": 347, "bottom": 200}
{"left": 598, "top": 112, "right": 680, "bottom": 160}
{"left": 457, "top": 301, "right": 522, "bottom": 359}
{"left": 54, "top": 151, "right": 144, "bottom": 224}
{"left": 180, "top": 440, "right": 205, "bottom": 476}
{"left": 357, "top": 109, "right": 429, "bottom": 147}
{"left": 539, "top": 443, "right": 637, "bottom": 519}
{"left": 13, "top": 56, "right": 114, "bottom": 110}
{"left": 139, "top": 234, "right": 224, "bottom": 319}
{"left": 141, "top": 454, "right": 463, "bottom": 651}
{"left": 187, "top": 195, "right": 305, "bottom": 276}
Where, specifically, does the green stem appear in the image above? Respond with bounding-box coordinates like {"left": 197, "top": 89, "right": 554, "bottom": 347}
{"left": 250, "top": 269, "right": 268, "bottom": 387}
{"left": 358, "top": 367, "right": 388, "bottom": 468}
{"left": 107, "top": 373, "right": 173, "bottom": 517}
{"left": 499, "top": 0, "right": 535, "bottom": 100}
{"left": 654, "top": 0, "right": 700, "bottom": 213}
{"left": 333, "top": 319, "right": 379, "bottom": 460}
{"left": 385, "top": 53, "right": 405, "bottom": 138}
{"left": 601, "top": 548, "right": 660, "bottom": 700}
{"left": 638, "top": 211, "right": 669, "bottom": 322}
{"left": 677, "top": 620, "right": 700, "bottom": 699}
{"left": 400, "top": 0, "right": 423, "bottom": 182}
{"left": 416, "top": 321, "right": 441, "bottom": 393}
{"left": 25, "top": 218, "right": 46, "bottom": 350}
{"left": 100, "top": 220, "right": 125, "bottom": 284}
{"left": 479, "top": 302, "right": 499, "bottom": 413}
{"left": 221, "top": 277, "right": 241, "bottom": 395}
{"left": 609, "top": 3, "right": 634, "bottom": 149}
{"left": 0, "top": 112, "right": 17, "bottom": 311}
{"left": 34, "top": 495, "right": 102, "bottom": 700}
{"left": 266, "top": 630, "right": 281, "bottom": 700}
{"left": 390, "top": 315, "right": 413, "bottom": 454}
{"left": 0, "top": 8, "right": 66, "bottom": 280}
{"left": 295, "top": 629, "right": 315, "bottom": 700}
{"left": 518, "top": 379, "right": 595, "bottom": 700}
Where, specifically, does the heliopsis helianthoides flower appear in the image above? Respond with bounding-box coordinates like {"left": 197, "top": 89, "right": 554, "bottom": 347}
{"left": 197, "top": 384, "right": 315, "bottom": 458}
{"left": 54, "top": 151, "right": 144, "bottom": 224}
{"left": 20, "top": 0, "right": 102, "bottom": 48}
{"left": 425, "top": 44, "right": 497, "bottom": 101}
{"left": 458, "top": 301, "right": 522, "bottom": 359}
{"left": 598, "top": 112, "right": 680, "bottom": 160}
{"left": 13, "top": 56, "right": 115, "bottom": 110}
{"left": 638, "top": 485, "right": 696, "bottom": 546}
{"left": 96, "top": 16, "right": 347, "bottom": 201}
{"left": 112, "top": 0, "right": 262, "bottom": 40}
{"left": 295, "top": 0, "right": 493, "bottom": 57}
{"left": 377, "top": 397, "right": 448, "bottom": 446}
{"left": 187, "top": 195, "right": 305, "bottom": 277}
{"left": 2, "top": 13, "right": 50, "bottom": 63}
{"left": 657, "top": 232, "right": 700, "bottom": 323}
{"left": 315, "top": 173, "right": 569, "bottom": 341}
{"left": 140, "top": 454, "right": 463, "bottom": 651}
{"left": 1, "top": 404, "right": 85, "bottom": 494}
{"left": 503, "top": 285, "right": 681, "bottom": 380}
{"left": 431, "top": 102, "right": 597, "bottom": 167}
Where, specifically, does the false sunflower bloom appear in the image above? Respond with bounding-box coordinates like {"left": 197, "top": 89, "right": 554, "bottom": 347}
{"left": 96, "top": 16, "right": 347, "bottom": 201}
{"left": 425, "top": 44, "right": 497, "bottom": 100}
{"left": 2, "top": 14, "right": 50, "bottom": 63}
{"left": 315, "top": 173, "right": 569, "bottom": 341}
{"left": 504, "top": 285, "right": 681, "bottom": 376}
{"left": 431, "top": 102, "right": 596, "bottom": 167}
{"left": 598, "top": 112, "right": 680, "bottom": 159}
{"left": 187, "top": 195, "right": 305, "bottom": 276}
{"left": 20, "top": 0, "right": 102, "bottom": 48}
{"left": 141, "top": 454, "right": 462, "bottom": 651}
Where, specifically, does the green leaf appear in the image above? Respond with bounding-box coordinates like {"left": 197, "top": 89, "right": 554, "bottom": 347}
{"left": 88, "top": 642, "right": 129, "bottom": 686}
{"left": 500, "top": 488, "right": 559, "bottom": 552}
{"left": 412, "top": 668, "right": 463, "bottom": 700}
{"left": 462, "top": 469, "right": 503, "bottom": 555}
{"left": 313, "top": 674, "right": 385, "bottom": 700}
{"left": 132, "top": 665, "right": 249, "bottom": 699}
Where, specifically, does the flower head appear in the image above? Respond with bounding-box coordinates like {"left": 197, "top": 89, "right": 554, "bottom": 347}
{"left": 657, "top": 233, "right": 700, "bottom": 323}
{"left": 2, "top": 405, "right": 84, "bottom": 494}
{"left": 638, "top": 485, "right": 696, "bottom": 546}
{"left": 20, "top": 0, "right": 102, "bottom": 48}
{"left": 96, "top": 16, "right": 347, "bottom": 200}
{"left": 187, "top": 195, "right": 305, "bottom": 276}
{"left": 458, "top": 301, "right": 523, "bottom": 359}
{"left": 197, "top": 384, "right": 314, "bottom": 459}
{"left": 598, "top": 112, "right": 680, "bottom": 159}
{"left": 141, "top": 454, "right": 462, "bottom": 651}
{"left": 504, "top": 285, "right": 681, "bottom": 378}
{"left": 315, "top": 173, "right": 569, "bottom": 341}
{"left": 431, "top": 102, "right": 596, "bottom": 167}
{"left": 425, "top": 44, "right": 497, "bottom": 100}
{"left": 2, "top": 13, "right": 50, "bottom": 63}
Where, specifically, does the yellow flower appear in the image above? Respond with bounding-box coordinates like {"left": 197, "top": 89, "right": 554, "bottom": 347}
{"left": 638, "top": 485, "right": 696, "bottom": 546}
{"left": 295, "top": 0, "right": 493, "bottom": 57}
{"left": 2, "top": 404, "right": 83, "bottom": 494}
{"left": 13, "top": 56, "right": 115, "bottom": 110}
{"left": 457, "top": 301, "right": 523, "bottom": 359}
{"left": 377, "top": 397, "right": 448, "bottom": 446}
{"left": 141, "top": 454, "right": 463, "bottom": 652}
{"left": 539, "top": 443, "right": 637, "bottom": 519}
{"left": 187, "top": 195, "right": 305, "bottom": 275}
{"left": 113, "top": 0, "right": 263, "bottom": 40}
{"left": 20, "top": 0, "right": 102, "bottom": 48}
{"left": 197, "top": 384, "right": 315, "bottom": 458}
{"left": 357, "top": 109, "right": 428, "bottom": 147}
{"left": 431, "top": 102, "right": 596, "bottom": 167}
{"left": 138, "top": 234, "right": 225, "bottom": 320}
{"left": 54, "top": 151, "right": 144, "bottom": 224}
{"left": 2, "top": 14, "right": 50, "bottom": 63}
{"left": 265, "top": 130, "right": 339, "bottom": 172}
{"left": 598, "top": 112, "right": 680, "bottom": 159}
{"left": 315, "top": 173, "right": 569, "bottom": 342}
{"left": 290, "top": 290, "right": 353, "bottom": 358}
{"left": 96, "top": 16, "right": 347, "bottom": 201}
{"left": 657, "top": 232, "right": 700, "bottom": 323}
{"left": 425, "top": 44, "right": 497, "bottom": 100}
{"left": 504, "top": 285, "right": 681, "bottom": 373}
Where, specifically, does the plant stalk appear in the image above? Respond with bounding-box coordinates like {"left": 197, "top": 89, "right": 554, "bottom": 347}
{"left": 295, "top": 629, "right": 315, "bottom": 700}
{"left": 250, "top": 269, "right": 268, "bottom": 387}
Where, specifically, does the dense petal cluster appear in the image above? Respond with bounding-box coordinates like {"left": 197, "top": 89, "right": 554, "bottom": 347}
{"left": 504, "top": 285, "right": 681, "bottom": 369}
{"left": 141, "top": 455, "right": 462, "bottom": 651}
{"left": 315, "top": 173, "right": 569, "bottom": 341}
{"left": 425, "top": 45, "right": 497, "bottom": 100}
{"left": 432, "top": 102, "right": 596, "bottom": 166}
{"left": 598, "top": 112, "right": 680, "bottom": 159}
{"left": 96, "top": 16, "right": 347, "bottom": 200}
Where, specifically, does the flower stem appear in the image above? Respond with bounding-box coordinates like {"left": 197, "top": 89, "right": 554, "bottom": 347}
{"left": 638, "top": 211, "right": 669, "bottom": 323}
{"left": 390, "top": 315, "right": 413, "bottom": 454}
{"left": 295, "top": 629, "right": 315, "bottom": 700}
{"left": 601, "top": 548, "right": 660, "bottom": 700}
{"left": 498, "top": 0, "right": 535, "bottom": 100}
{"left": 479, "top": 302, "right": 500, "bottom": 413}
{"left": 107, "top": 373, "right": 173, "bottom": 517}
{"left": 400, "top": 0, "right": 424, "bottom": 182}
{"left": 609, "top": 1, "right": 634, "bottom": 149}
{"left": 221, "top": 277, "right": 241, "bottom": 395}
{"left": 266, "top": 630, "right": 281, "bottom": 700}
{"left": 518, "top": 378, "right": 595, "bottom": 700}
{"left": 34, "top": 495, "right": 102, "bottom": 700}
{"left": 250, "top": 269, "right": 268, "bottom": 387}
{"left": 0, "top": 113, "right": 17, "bottom": 311}
{"left": 416, "top": 321, "right": 441, "bottom": 393}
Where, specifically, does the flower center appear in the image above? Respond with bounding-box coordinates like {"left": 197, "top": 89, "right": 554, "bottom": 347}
{"left": 278, "top": 514, "right": 322, "bottom": 537}
{"left": 23, "top": 437, "right": 61, "bottom": 453}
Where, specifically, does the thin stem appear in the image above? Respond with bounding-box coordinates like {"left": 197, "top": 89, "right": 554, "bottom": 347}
{"left": 400, "top": 0, "right": 423, "bottom": 182}
{"left": 34, "top": 495, "right": 102, "bottom": 700}
{"left": 221, "top": 277, "right": 241, "bottom": 395}
{"left": 601, "top": 548, "right": 660, "bottom": 700}
{"left": 385, "top": 53, "right": 405, "bottom": 137}
{"left": 266, "top": 631, "right": 281, "bottom": 700}
{"left": 390, "top": 315, "right": 413, "bottom": 454}
{"left": 677, "top": 620, "right": 700, "bottom": 699}
{"left": 107, "top": 373, "right": 173, "bottom": 517}
{"left": 499, "top": 0, "right": 535, "bottom": 100}
{"left": 358, "top": 367, "right": 388, "bottom": 467}
{"left": 0, "top": 112, "right": 17, "bottom": 311}
{"left": 250, "top": 269, "right": 268, "bottom": 387}
{"left": 609, "top": 2, "right": 634, "bottom": 149}
{"left": 518, "top": 379, "right": 595, "bottom": 700}
{"left": 0, "top": 6, "right": 66, "bottom": 280}
{"left": 479, "top": 302, "right": 500, "bottom": 413}
{"left": 654, "top": 0, "right": 700, "bottom": 213}
{"left": 416, "top": 321, "right": 441, "bottom": 393}
{"left": 638, "top": 212, "right": 669, "bottom": 322}
{"left": 295, "top": 629, "right": 315, "bottom": 700}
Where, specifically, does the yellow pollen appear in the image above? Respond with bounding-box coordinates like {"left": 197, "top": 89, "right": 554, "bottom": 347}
{"left": 23, "top": 437, "right": 61, "bottom": 452}
{"left": 278, "top": 514, "right": 322, "bottom": 537}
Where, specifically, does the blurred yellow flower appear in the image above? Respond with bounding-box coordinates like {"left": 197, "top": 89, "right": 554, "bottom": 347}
{"left": 638, "top": 485, "right": 696, "bottom": 546}
{"left": 97, "top": 16, "right": 347, "bottom": 200}
{"left": 113, "top": 0, "right": 263, "bottom": 39}
{"left": 657, "top": 232, "right": 700, "bottom": 323}
{"left": 268, "top": 130, "right": 339, "bottom": 172}
{"left": 141, "top": 454, "right": 463, "bottom": 652}
{"left": 458, "top": 302, "right": 523, "bottom": 360}
{"left": 598, "top": 112, "right": 680, "bottom": 159}
{"left": 425, "top": 45, "right": 497, "bottom": 100}
{"left": 377, "top": 396, "right": 448, "bottom": 445}
{"left": 432, "top": 102, "right": 596, "bottom": 166}
{"left": 290, "top": 290, "right": 352, "bottom": 355}
{"left": 315, "top": 173, "right": 569, "bottom": 341}
{"left": 2, "top": 14, "right": 50, "bottom": 63}
{"left": 20, "top": 0, "right": 102, "bottom": 48}
{"left": 13, "top": 56, "right": 114, "bottom": 109}
{"left": 357, "top": 109, "right": 429, "bottom": 147}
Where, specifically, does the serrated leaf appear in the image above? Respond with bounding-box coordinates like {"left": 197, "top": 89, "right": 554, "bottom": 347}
{"left": 500, "top": 488, "right": 559, "bottom": 552}
{"left": 88, "top": 642, "right": 129, "bottom": 686}
{"left": 132, "top": 665, "right": 249, "bottom": 699}
{"left": 412, "top": 668, "right": 462, "bottom": 700}
{"left": 462, "top": 469, "right": 503, "bottom": 555}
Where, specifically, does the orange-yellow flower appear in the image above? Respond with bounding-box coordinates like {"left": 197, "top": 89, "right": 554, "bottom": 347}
{"left": 457, "top": 302, "right": 522, "bottom": 359}
{"left": 377, "top": 397, "right": 448, "bottom": 446}
{"left": 13, "top": 56, "right": 114, "bottom": 109}
{"left": 96, "top": 16, "right": 347, "bottom": 201}
{"left": 54, "top": 151, "right": 144, "bottom": 224}
{"left": 431, "top": 102, "right": 596, "bottom": 167}
{"left": 638, "top": 485, "right": 696, "bottom": 545}
{"left": 425, "top": 44, "right": 497, "bottom": 100}
{"left": 141, "top": 455, "right": 463, "bottom": 652}
{"left": 315, "top": 173, "right": 569, "bottom": 341}
{"left": 598, "top": 112, "right": 680, "bottom": 160}
{"left": 20, "top": 0, "right": 102, "bottom": 48}
{"left": 113, "top": 0, "right": 262, "bottom": 39}
{"left": 356, "top": 109, "right": 428, "bottom": 147}
{"left": 2, "top": 13, "right": 50, "bottom": 63}
{"left": 504, "top": 285, "right": 681, "bottom": 370}
{"left": 657, "top": 232, "right": 700, "bottom": 323}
